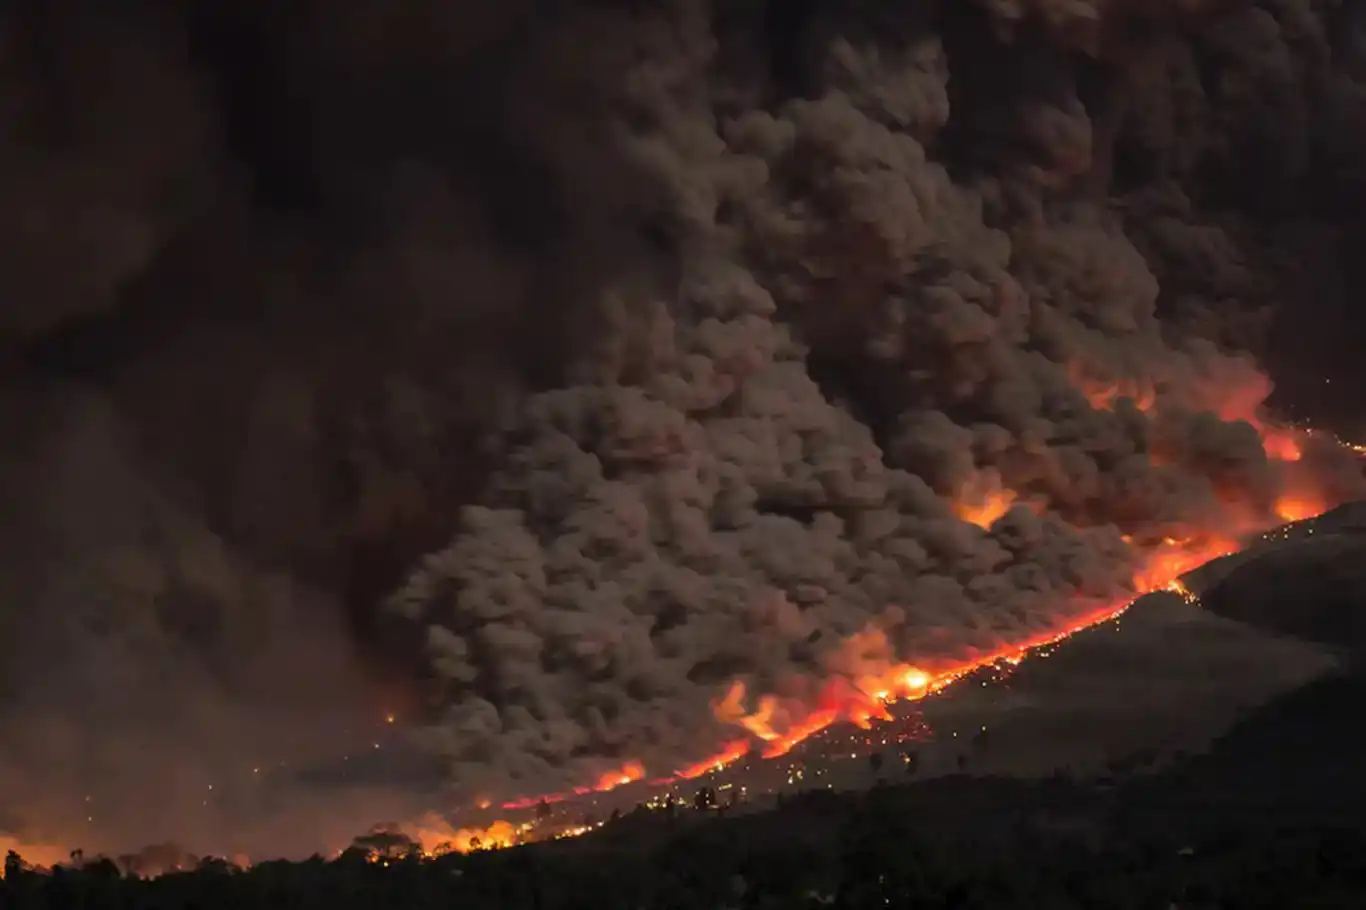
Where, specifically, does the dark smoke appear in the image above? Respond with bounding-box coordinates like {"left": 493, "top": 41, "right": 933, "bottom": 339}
{"left": 0, "top": 0, "right": 657, "bottom": 856}
{"left": 0, "top": 0, "right": 1364, "bottom": 855}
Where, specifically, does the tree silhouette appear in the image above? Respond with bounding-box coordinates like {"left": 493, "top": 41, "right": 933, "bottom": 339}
{"left": 693, "top": 786, "right": 717, "bottom": 810}
{"left": 337, "top": 846, "right": 372, "bottom": 866}
{"left": 197, "top": 856, "right": 234, "bottom": 875}
{"left": 85, "top": 857, "right": 121, "bottom": 880}
{"left": 351, "top": 824, "right": 417, "bottom": 860}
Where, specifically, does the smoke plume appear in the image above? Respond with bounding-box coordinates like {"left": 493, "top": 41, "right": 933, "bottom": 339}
{"left": 0, "top": 0, "right": 1364, "bottom": 854}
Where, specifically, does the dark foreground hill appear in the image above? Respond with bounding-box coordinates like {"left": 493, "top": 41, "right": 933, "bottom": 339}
{"left": 1199, "top": 535, "right": 1366, "bottom": 653}
{"left": 6, "top": 668, "right": 1366, "bottom": 909}
{"left": 1113, "top": 668, "right": 1366, "bottom": 830}
{"left": 1186, "top": 500, "right": 1366, "bottom": 650}
{"left": 7, "top": 513, "right": 1364, "bottom": 909}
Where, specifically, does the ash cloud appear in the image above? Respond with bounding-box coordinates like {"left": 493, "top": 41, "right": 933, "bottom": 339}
{"left": 0, "top": 0, "right": 661, "bottom": 857}
{"left": 1, "top": 0, "right": 1364, "bottom": 853}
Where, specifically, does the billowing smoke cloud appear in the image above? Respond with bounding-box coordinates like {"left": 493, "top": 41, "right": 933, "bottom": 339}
{"left": 0, "top": 0, "right": 1364, "bottom": 855}
{"left": 386, "top": 0, "right": 1366, "bottom": 798}
{"left": 0, "top": 0, "right": 659, "bottom": 856}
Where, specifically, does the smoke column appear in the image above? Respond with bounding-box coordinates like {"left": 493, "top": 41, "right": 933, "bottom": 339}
{"left": 0, "top": 0, "right": 1364, "bottom": 855}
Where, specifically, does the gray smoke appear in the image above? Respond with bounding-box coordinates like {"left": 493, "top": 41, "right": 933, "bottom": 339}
{"left": 0, "top": 0, "right": 1364, "bottom": 854}
{"left": 0, "top": 0, "right": 657, "bottom": 856}
{"left": 386, "top": 0, "right": 1366, "bottom": 798}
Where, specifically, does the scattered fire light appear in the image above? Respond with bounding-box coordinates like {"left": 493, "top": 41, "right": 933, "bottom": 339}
{"left": 316, "top": 408, "right": 1353, "bottom": 867}
{"left": 455, "top": 410, "right": 1364, "bottom": 855}
{"left": 8, "top": 398, "right": 1363, "bottom": 871}
{"left": 953, "top": 472, "right": 1018, "bottom": 529}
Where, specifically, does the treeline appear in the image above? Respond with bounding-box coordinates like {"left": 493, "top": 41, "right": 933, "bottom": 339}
{"left": 4, "top": 798, "right": 1366, "bottom": 909}
{"left": 7, "top": 667, "right": 1366, "bottom": 909}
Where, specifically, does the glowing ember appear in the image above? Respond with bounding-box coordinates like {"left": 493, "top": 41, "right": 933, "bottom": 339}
{"left": 1163, "top": 578, "right": 1199, "bottom": 604}
{"left": 482, "top": 532, "right": 1280, "bottom": 826}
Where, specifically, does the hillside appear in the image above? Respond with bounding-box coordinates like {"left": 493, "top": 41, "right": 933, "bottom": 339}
{"left": 1198, "top": 528, "right": 1366, "bottom": 651}
{"left": 7, "top": 519, "right": 1366, "bottom": 906}
{"left": 1116, "top": 669, "right": 1366, "bottom": 832}
{"left": 7, "top": 667, "right": 1366, "bottom": 908}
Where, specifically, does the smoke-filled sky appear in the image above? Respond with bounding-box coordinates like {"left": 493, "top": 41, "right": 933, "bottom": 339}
{"left": 2, "top": 0, "right": 1365, "bottom": 858}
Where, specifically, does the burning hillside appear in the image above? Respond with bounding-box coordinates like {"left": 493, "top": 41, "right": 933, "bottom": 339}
{"left": 377, "top": 6, "right": 1366, "bottom": 804}
{"left": 344, "top": 521, "right": 1344, "bottom": 862}
{"left": 3, "top": 0, "right": 1366, "bottom": 864}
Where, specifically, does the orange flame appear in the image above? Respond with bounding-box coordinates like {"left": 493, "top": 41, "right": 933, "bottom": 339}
{"left": 393, "top": 814, "right": 528, "bottom": 856}
{"left": 14, "top": 389, "right": 1357, "bottom": 871}
{"left": 1262, "top": 428, "right": 1303, "bottom": 462}
{"left": 1069, "top": 363, "right": 1157, "bottom": 413}
{"left": 952, "top": 471, "right": 1019, "bottom": 529}
{"left": 0, "top": 836, "right": 69, "bottom": 870}
{"left": 1274, "top": 494, "right": 1322, "bottom": 524}
{"left": 592, "top": 761, "right": 646, "bottom": 792}
{"left": 500, "top": 759, "right": 646, "bottom": 811}
{"left": 953, "top": 489, "right": 1016, "bottom": 529}
{"left": 696, "top": 533, "right": 1229, "bottom": 769}
{"left": 673, "top": 740, "right": 750, "bottom": 780}
{"left": 487, "top": 412, "right": 1358, "bottom": 818}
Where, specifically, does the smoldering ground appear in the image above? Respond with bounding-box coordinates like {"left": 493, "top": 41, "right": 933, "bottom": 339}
{"left": 1, "top": 0, "right": 1365, "bottom": 856}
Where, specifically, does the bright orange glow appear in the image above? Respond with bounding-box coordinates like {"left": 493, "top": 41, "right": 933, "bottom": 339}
{"left": 0, "top": 836, "right": 69, "bottom": 870}
{"left": 1262, "top": 428, "right": 1303, "bottom": 462}
{"left": 481, "top": 410, "right": 1360, "bottom": 826}
{"left": 591, "top": 761, "right": 646, "bottom": 791}
{"left": 1069, "top": 364, "right": 1156, "bottom": 413}
{"left": 954, "top": 491, "right": 1015, "bottom": 529}
{"left": 500, "top": 759, "right": 646, "bottom": 811}
{"left": 693, "top": 530, "right": 1232, "bottom": 770}
{"left": 953, "top": 473, "right": 1018, "bottom": 529}
{"left": 1275, "top": 494, "right": 1323, "bottom": 523}
{"left": 8, "top": 384, "right": 1359, "bottom": 873}
{"left": 374, "top": 407, "right": 1364, "bottom": 862}
{"left": 1067, "top": 360, "right": 1316, "bottom": 467}
{"left": 1164, "top": 578, "right": 1198, "bottom": 604}
{"left": 1131, "top": 535, "right": 1238, "bottom": 593}
{"left": 397, "top": 814, "right": 528, "bottom": 856}
{"left": 673, "top": 740, "right": 750, "bottom": 780}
